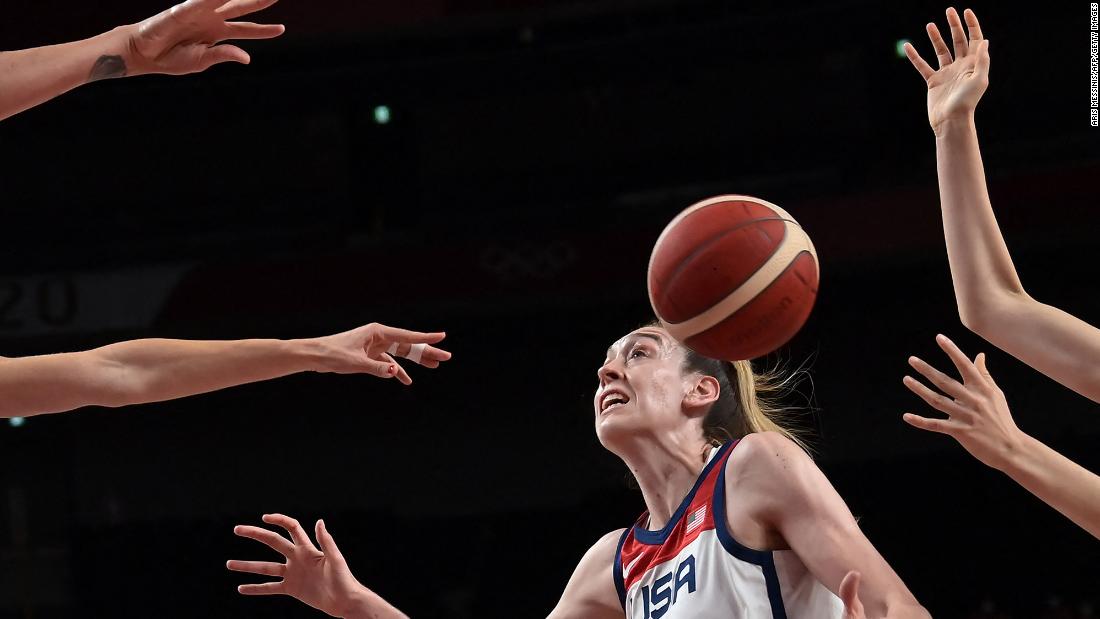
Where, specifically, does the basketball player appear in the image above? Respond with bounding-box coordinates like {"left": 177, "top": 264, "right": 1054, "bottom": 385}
{"left": 1, "top": 0, "right": 284, "bottom": 123}
{"left": 229, "top": 325, "right": 928, "bottom": 618}
{"left": 0, "top": 322, "right": 452, "bottom": 418}
{"left": 900, "top": 8, "right": 1100, "bottom": 541}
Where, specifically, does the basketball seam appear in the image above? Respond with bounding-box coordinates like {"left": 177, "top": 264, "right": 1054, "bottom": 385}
{"left": 684, "top": 250, "right": 816, "bottom": 359}
{"left": 663, "top": 220, "right": 813, "bottom": 339}
{"left": 657, "top": 216, "right": 794, "bottom": 321}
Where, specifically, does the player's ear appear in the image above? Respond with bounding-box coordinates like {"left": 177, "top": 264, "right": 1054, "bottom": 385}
{"left": 684, "top": 375, "right": 720, "bottom": 415}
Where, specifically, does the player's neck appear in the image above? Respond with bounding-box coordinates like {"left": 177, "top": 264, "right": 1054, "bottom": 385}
{"left": 619, "top": 435, "right": 711, "bottom": 530}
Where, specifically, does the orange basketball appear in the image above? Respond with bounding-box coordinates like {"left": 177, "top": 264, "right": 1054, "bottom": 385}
{"left": 647, "top": 195, "right": 819, "bottom": 361}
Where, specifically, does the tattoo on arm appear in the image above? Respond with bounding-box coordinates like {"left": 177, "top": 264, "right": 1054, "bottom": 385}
{"left": 88, "top": 55, "right": 127, "bottom": 82}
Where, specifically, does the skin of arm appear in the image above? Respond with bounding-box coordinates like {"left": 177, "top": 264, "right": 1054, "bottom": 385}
{"left": 904, "top": 334, "right": 1100, "bottom": 540}
{"left": 546, "top": 529, "right": 627, "bottom": 619}
{"left": 905, "top": 8, "right": 1100, "bottom": 403}
{"left": 0, "top": 0, "right": 285, "bottom": 122}
{"left": 0, "top": 323, "right": 451, "bottom": 418}
{"left": 729, "top": 432, "right": 930, "bottom": 619}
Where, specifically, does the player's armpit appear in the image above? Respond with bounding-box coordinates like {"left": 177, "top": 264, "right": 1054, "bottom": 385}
{"left": 546, "top": 529, "right": 626, "bottom": 619}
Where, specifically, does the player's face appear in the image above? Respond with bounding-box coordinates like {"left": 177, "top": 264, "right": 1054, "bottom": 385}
{"left": 594, "top": 327, "right": 694, "bottom": 447}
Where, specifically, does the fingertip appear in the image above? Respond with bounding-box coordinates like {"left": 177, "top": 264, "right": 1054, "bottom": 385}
{"left": 237, "top": 585, "right": 245, "bottom": 593}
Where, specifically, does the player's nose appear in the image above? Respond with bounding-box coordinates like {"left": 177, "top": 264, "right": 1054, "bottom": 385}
{"left": 597, "top": 360, "right": 623, "bottom": 385}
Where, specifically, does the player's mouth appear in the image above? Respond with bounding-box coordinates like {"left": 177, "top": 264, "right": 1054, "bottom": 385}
{"left": 599, "top": 389, "right": 631, "bottom": 415}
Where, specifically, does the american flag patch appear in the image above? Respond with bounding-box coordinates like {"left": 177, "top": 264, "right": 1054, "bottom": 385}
{"left": 685, "top": 505, "right": 707, "bottom": 534}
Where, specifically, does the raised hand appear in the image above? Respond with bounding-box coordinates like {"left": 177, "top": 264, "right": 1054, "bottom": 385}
{"left": 310, "top": 323, "right": 452, "bottom": 385}
{"left": 902, "top": 7, "right": 990, "bottom": 134}
{"left": 902, "top": 334, "right": 1024, "bottom": 471}
{"left": 229, "top": 514, "right": 369, "bottom": 617}
{"left": 122, "top": 0, "right": 285, "bottom": 77}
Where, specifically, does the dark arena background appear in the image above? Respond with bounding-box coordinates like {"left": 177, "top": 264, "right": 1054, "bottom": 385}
{"left": 2, "top": 1, "right": 1099, "bottom": 617}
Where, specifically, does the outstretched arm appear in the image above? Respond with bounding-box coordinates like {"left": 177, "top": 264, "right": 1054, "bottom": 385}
{"left": 0, "top": 323, "right": 451, "bottom": 418}
{"left": 731, "top": 432, "right": 930, "bottom": 619}
{"left": 904, "top": 8, "right": 1100, "bottom": 403}
{"left": 0, "top": 0, "right": 284, "bottom": 122}
{"left": 904, "top": 334, "right": 1100, "bottom": 540}
{"left": 230, "top": 514, "right": 408, "bottom": 619}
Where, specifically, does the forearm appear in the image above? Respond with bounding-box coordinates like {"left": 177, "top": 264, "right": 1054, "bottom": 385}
{"left": 341, "top": 586, "right": 410, "bottom": 619}
{"left": 0, "top": 26, "right": 136, "bottom": 122}
{"left": 1000, "top": 432, "right": 1100, "bottom": 540}
{"left": 882, "top": 600, "right": 931, "bottom": 619}
{"left": 92, "top": 337, "right": 324, "bottom": 405}
{"left": 935, "top": 115, "right": 1027, "bottom": 328}
{"left": 0, "top": 337, "right": 324, "bottom": 417}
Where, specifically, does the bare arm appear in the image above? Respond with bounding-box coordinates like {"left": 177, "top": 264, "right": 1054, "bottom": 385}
{"left": 731, "top": 432, "right": 929, "bottom": 619}
{"left": 546, "top": 529, "right": 626, "bottom": 619}
{"left": 0, "top": 323, "right": 451, "bottom": 418}
{"left": 904, "top": 334, "right": 1100, "bottom": 540}
{"left": 904, "top": 8, "right": 1100, "bottom": 403}
{"left": 0, "top": 0, "right": 284, "bottom": 122}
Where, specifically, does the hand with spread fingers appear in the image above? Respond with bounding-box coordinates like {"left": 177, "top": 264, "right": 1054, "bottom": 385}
{"left": 310, "top": 323, "right": 452, "bottom": 385}
{"left": 902, "top": 335, "right": 1100, "bottom": 540}
{"left": 229, "top": 514, "right": 408, "bottom": 619}
{"left": 1, "top": 0, "right": 284, "bottom": 122}
{"left": 902, "top": 334, "right": 1023, "bottom": 471}
{"left": 902, "top": 7, "right": 989, "bottom": 135}
{"left": 125, "top": 0, "right": 286, "bottom": 77}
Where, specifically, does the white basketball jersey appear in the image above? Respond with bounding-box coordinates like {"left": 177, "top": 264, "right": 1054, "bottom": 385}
{"left": 614, "top": 440, "right": 843, "bottom": 618}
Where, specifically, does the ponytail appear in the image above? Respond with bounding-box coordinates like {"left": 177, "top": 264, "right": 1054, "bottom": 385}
{"left": 682, "top": 348, "right": 810, "bottom": 454}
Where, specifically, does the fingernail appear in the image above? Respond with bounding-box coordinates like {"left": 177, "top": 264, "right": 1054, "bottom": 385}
{"left": 388, "top": 365, "right": 396, "bottom": 374}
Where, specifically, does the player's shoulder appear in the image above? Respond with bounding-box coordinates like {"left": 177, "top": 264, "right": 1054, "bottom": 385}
{"left": 574, "top": 528, "right": 628, "bottom": 569}
{"left": 592, "top": 528, "right": 628, "bottom": 556}
{"left": 727, "top": 431, "right": 815, "bottom": 482}
{"left": 731, "top": 430, "right": 809, "bottom": 462}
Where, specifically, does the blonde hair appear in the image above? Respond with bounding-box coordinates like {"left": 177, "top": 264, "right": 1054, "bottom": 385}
{"left": 726, "top": 359, "right": 810, "bottom": 453}
{"left": 678, "top": 346, "right": 811, "bottom": 454}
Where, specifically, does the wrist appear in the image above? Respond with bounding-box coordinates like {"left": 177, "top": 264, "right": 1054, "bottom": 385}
{"left": 932, "top": 112, "right": 976, "bottom": 140}
{"left": 87, "top": 26, "right": 139, "bottom": 80}
{"left": 287, "top": 338, "right": 330, "bottom": 373}
{"left": 992, "top": 429, "right": 1033, "bottom": 474}
{"left": 341, "top": 584, "right": 408, "bottom": 619}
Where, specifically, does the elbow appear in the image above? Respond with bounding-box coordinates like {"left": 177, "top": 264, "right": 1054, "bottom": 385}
{"left": 956, "top": 289, "right": 1030, "bottom": 341}
{"left": 957, "top": 303, "right": 992, "bottom": 337}
{"left": 91, "top": 355, "right": 150, "bottom": 408}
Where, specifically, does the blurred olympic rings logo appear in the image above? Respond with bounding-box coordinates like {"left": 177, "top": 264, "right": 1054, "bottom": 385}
{"left": 479, "top": 241, "right": 578, "bottom": 282}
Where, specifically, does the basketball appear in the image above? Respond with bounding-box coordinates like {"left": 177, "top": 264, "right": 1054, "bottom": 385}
{"left": 647, "top": 194, "right": 819, "bottom": 361}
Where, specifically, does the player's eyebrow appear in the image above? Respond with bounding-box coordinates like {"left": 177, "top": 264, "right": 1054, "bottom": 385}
{"left": 605, "top": 332, "right": 665, "bottom": 358}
